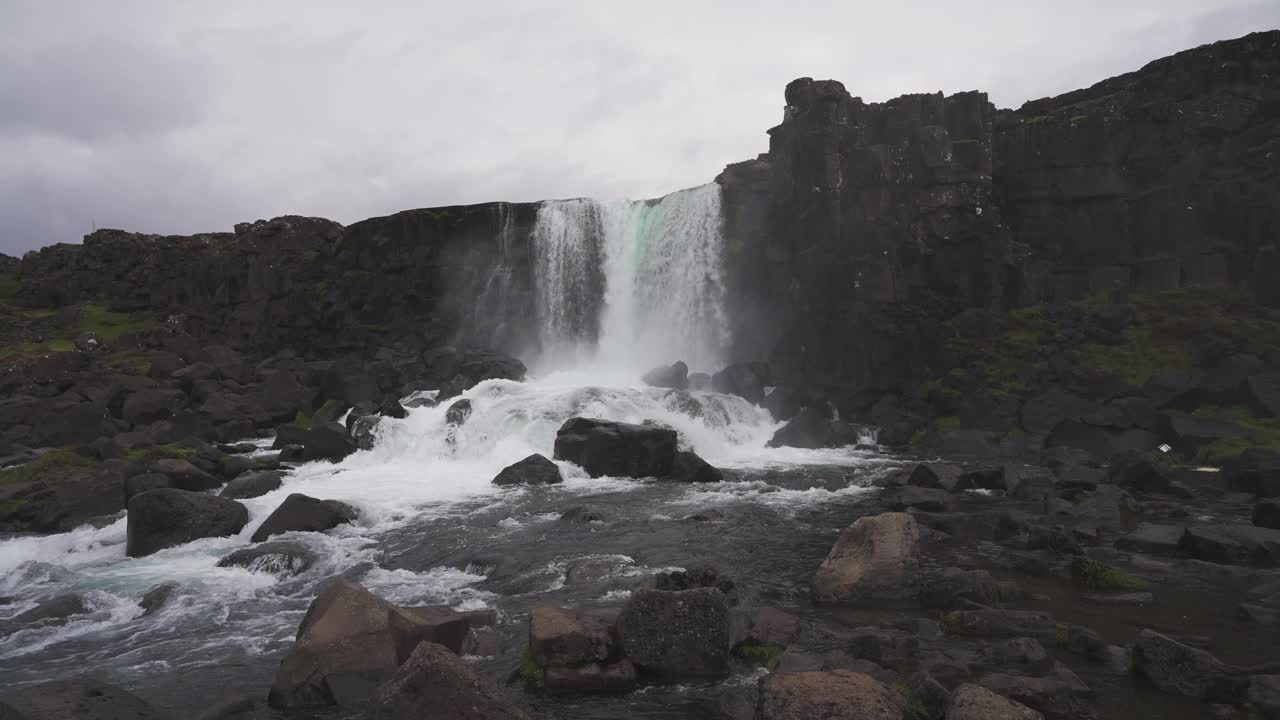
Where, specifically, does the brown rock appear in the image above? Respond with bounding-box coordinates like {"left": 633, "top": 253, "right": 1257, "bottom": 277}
{"left": 368, "top": 641, "right": 530, "bottom": 720}
{"left": 947, "top": 683, "right": 1044, "bottom": 720}
{"left": 813, "top": 512, "right": 920, "bottom": 607}
{"left": 757, "top": 670, "right": 905, "bottom": 720}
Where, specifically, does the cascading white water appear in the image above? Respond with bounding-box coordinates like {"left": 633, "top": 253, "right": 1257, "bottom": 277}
{"left": 531, "top": 183, "right": 728, "bottom": 374}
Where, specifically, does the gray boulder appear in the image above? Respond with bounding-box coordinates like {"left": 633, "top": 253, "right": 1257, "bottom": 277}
{"left": 126, "top": 489, "right": 249, "bottom": 557}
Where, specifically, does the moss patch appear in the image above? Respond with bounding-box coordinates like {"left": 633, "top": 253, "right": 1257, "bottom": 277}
{"left": 518, "top": 648, "right": 545, "bottom": 690}
{"left": 1186, "top": 405, "right": 1280, "bottom": 464}
{"left": 294, "top": 399, "right": 338, "bottom": 429}
{"left": 893, "top": 683, "right": 929, "bottom": 720}
{"left": 0, "top": 303, "right": 162, "bottom": 362}
{"left": 0, "top": 448, "right": 97, "bottom": 486}
{"left": 126, "top": 444, "right": 199, "bottom": 465}
{"left": 733, "top": 640, "right": 785, "bottom": 668}
{"left": 0, "top": 274, "right": 18, "bottom": 302}
{"left": 1070, "top": 558, "right": 1149, "bottom": 591}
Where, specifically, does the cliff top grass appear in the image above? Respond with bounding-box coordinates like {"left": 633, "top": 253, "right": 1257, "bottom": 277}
{"left": 0, "top": 302, "right": 161, "bottom": 363}
{"left": 1187, "top": 405, "right": 1280, "bottom": 465}
{"left": 0, "top": 448, "right": 96, "bottom": 487}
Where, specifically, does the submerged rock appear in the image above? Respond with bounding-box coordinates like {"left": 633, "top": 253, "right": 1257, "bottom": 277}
{"left": 219, "top": 470, "right": 285, "bottom": 500}
{"left": 139, "top": 582, "right": 180, "bottom": 616}
{"left": 642, "top": 361, "right": 689, "bottom": 390}
{"left": 251, "top": 493, "right": 357, "bottom": 542}
{"left": 126, "top": 488, "right": 249, "bottom": 558}
{"left": 553, "top": 417, "right": 677, "bottom": 478}
{"left": 492, "top": 453, "right": 562, "bottom": 486}
{"left": 218, "top": 540, "right": 318, "bottom": 577}
{"left": 813, "top": 512, "right": 920, "bottom": 608}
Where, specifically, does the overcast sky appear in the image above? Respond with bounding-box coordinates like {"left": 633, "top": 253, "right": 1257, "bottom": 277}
{"left": 1, "top": 1, "right": 1276, "bottom": 255}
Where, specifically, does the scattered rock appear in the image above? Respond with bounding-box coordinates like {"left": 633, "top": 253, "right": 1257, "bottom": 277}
{"left": 1179, "top": 524, "right": 1280, "bottom": 566}
{"left": 251, "top": 493, "right": 357, "bottom": 542}
{"left": 654, "top": 564, "right": 735, "bottom": 599}
{"left": 492, "top": 453, "right": 562, "bottom": 486}
{"left": 756, "top": 670, "right": 904, "bottom": 720}
{"left": 1224, "top": 449, "right": 1280, "bottom": 497}
{"left": 123, "top": 472, "right": 172, "bottom": 504}
{"left": 617, "top": 588, "right": 731, "bottom": 678}
{"left": 219, "top": 470, "right": 285, "bottom": 499}
{"left": 368, "top": 641, "right": 531, "bottom": 720}
{"left": 975, "top": 637, "right": 1053, "bottom": 676}
{"left": 126, "top": 489, "right": 249, "bottom": 557}
{"left": 712, "top": 362, "right": 768, "bottom": 404}
{"left": 1133, "top": 629, "right": 1243, "bottom": 701}
{"left": 947, "top": 683, "right": 1044, "bottom": 720}
{"left": 553, "top": 417, "right": 677, "bottom": 478}
{"left": 977, "top": 664, "right": 1092, "bottom": 720}
{"left": 847, "top": 627, "right": 918, "bottom": 673}
{"left": 920, "top": 568, "right": 1021, "bottom": 610}
{"left": 813, "top": 512, "right": 920, "bottom": 608}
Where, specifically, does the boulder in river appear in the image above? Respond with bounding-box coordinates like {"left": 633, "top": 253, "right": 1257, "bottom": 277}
{"left": 368, "top": 641, "right": 531, "bottom": 720}
{"left": 219, "top": 470, "right": 285, "bottom": 499}
{"left": 126, "top": 488, "right": 249, "bottom": 557}
{"left": 139, "top": 582, "right": 180, "bottom": 616}
{"left": 617, "top": 587, "right": 731, "bottom": 678}
{"left": 812, "top": 512, "right": 920, "bottom": 608}
{"left": 251, "top": 493, "right": 357, "bottom": 542}
{"left": 274, "top": 420, "right": 357, "bottom": 463}
{"left": 767, "top": 405, "right": 835, "bottom": 449}
{"left": 711, "top": 362, "right": 768, "bottom": 404}
{"left": 152, "top": 457, "right": 221, "bottom": 492}
{"left": 756, "top": 670, "right": 904, "bottom": 720}
{"left": 492, "top": 453, "right": 562, "bottom": 486}
{"left": 642, "top": 361, "right": 689, "bottom": 390}
{"left": 218, "top": 540, "right": 318, "bottom": 577}
{"left": 947, "top": 682, "right": 1044, "bottom": 720}
{"left": 1132, "top": 629, "right": 1244, "bottom": 701}
{"left": 0, "top": 679, "right": 169, "bottom": 720}
{"left": 0, "top": 593, "right": 92, "bottom": 637}
{"left": 667, "top": 450, "right": 722, "bottom": 483}
{"left": 553, "top": 417, "right": 677, "bottom": 478}
{"left": 269, "top": 579, "right": 473, "bottom": 708}
{"left": 526, "top": 605, "right": 635, "bottom": 694}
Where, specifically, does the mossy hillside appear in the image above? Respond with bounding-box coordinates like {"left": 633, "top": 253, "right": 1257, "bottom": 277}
{"left": 913, "top": 289, "right": 1280, "bottom": 424}
{"left": 0, "top": 302, "right": 161, "bottom": 362}
{"left": 0, "top": 448, "right": 97, "bottom": 487}
{"left": 1186, "top": 405, "right": 1280, "bottom": 465}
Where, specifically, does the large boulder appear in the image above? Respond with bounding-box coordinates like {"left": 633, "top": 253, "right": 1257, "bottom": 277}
{"left": 553, "top": 417, "right": 677, "bottom": 478}
{"left": 527, "top": 606, "right": 635, "bottom": 694}
{"left": 368, "top": 641, "right": 530, "bottom": 720}
{"left": 219, "top": 470, "right": 285, "bottom": 499}
{"left": 947, "top": 683, "right": 1044, "bottom": 720}
{"left": 126, "top": 489, "right": 249, "bottom": 557}
{"left": 0, "top": 679, "right": 168, "bottom": 720}
{"left": 1021, "top": 386, "right": 1097, "bottom": 435}
{"left": 642, "top": 361, "right": 689, "bottom": 390}
{"left": 0, "top": 593, "right": 92, "bottom": 637}
{"left": 1133, "top": 629, "right": 1243, "bottom": 701}
{"left": 667, "top": 450, "right": 723, "bottom": 483}
{"left": 711, "top": 362, "right": 769, "bottom": 404}
{"left": 756, "top": 670, "right": 904, "bottom": 720}
{"left": 273, "top": 421, "right": 357, "bottom": 463}
{"left": 251, "top": 493, "right": 357, "bottom": 542}
{"left": 122, "top": 388, "right": 185, "bottom": 426}
{"left": 1178, "top": 524, "right": 1280, "bottom": 566}
{"left": 617, "top": 587, "right": 731, "bottom": 678}
{"left": 268, "top": 579, "right": 472, "bottom": 708}
{"left": 812, "top": 512, "right": 920, "bottom": 608}
{"left": 492, "top": 454, "right": 562, "bottom": 486}
{"left": 152, "top": 457, "right": 221, "bottom": 492}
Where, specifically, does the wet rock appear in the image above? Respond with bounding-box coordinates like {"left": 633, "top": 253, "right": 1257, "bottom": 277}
{"left": 0, "top": 679, "right": 168, "bottom": 720}
{"left": 139, "top": 581, "right": 180, "bottom": 615}
{"left": 1133, "top": 629, "right": 1244, "bottom": 701}
{"left": 668, "top": 450, "right": 723, "bottom": 483}
{"left": 736, "top": 606, "right": 801, "bottom": 647}
{"left": 0, "top": 593, "right": 92, "bottom": 636}
{"left": 762, "top": 386, "right": 803, "bottom": 422}
{"left": 553, "top": 417, "right": 677, "bottom": 478}
{"left": 975, "top": 638, "right": 1053, "bottom": 677}
{"left": 1255, "top": 501, "right": 1280, "bottom": 530}
{"left": 886, "top": 486, "right": 950, "bottom": 512}
{"left": 712, "top": 362, "right": 768, "bottom": 404}
{"left": 122, "top": 388, "right": 185, "bottom": 425}
{"left": 655, "top": 563, "right": 735, "bottom": 600}
{"left": 368, "top": 641, "right": 531, "bottom": 720}
{"left": 123, "top": 472, "right": 172, "bottom": 503}
{"left": 445, "top": 398, "right": 472, "bottom": 426}
{"left": 1169, "top": 413, "right": 1255, "bottom": 449}
{"left": 943, "top": 609, "right": 1055, "bottom": 643}
{"left": 1022, "top": 386, "right": 1097, "bottom": 436}
{"left": 687, "top": 372, "right": 712, "bottom": 391}
{"left": 251, "top": 493, "right": 357, "bottom": 542}
{"left": 276, "top": 420, "right": 357, "bottom": 463}
{"left": 193, "top": 694, "right": 265, "bottom": 720}
{"left": 1179, "top": 524, "right": 1280, "bottom": 566}
{"left": 492, "top": 453, "right": 562, "bottom": 486}
{"left": 1107, "top": 451, "right": 1174, "bottom": 494}
{"left": 686, "top": 509, "right": 725, "bottom": 522}
{"left": 1004, "top": 465, "right": 1057, "bottom": 501}
{"left": 148, "top": 457, "right": 219, "bottom": 492}
{"left": 529, "top": 606, "right": 614, "bottom": 667}
{"left": 846, "top": 627, "right": 918, "bottom": 673}
{"left": 1249, "top": 675, "right": 1280, "bottom": 718}
{"left": 1115, "top": 523, "right": 1185, "bottom": 555}
{"left": 617, "top": 587, "right": 731, "bottom": 678}
{"left": 126, "top": 488, "right": 249, "bottom": 557}
{"left": 1224, "top": 449, "right": 1280, "bottom": 497}
{"left": 813, "top": 512, "right": 920, "bottom": 608}
{"left": 905, "top": 670, "right": 949, "bottom": 720}
{"left": 350, "top": 414, "right": 381, "bottom": 451}
{"left": 269, "top": 579, "right": 471, "bottom": 708}
{"left": 756, "top": 670, "right": 904, "bottom": 720}
{"left": 977, "top": 664, "right": 1091, "bottom": 720}
{"left": 919, "top": 568, "right": 1021, "bottom": 610}
{"left": 767, "top": 406, "right": 836, "bottom": 449}
{"left": 947, "top": 683, "right": 1044, "bottom": 720}
{"left": 1248, "top": 373, "right": 1280, "bottom": 418}
{"left": 643, "top": 361, "right": 689, "bottom": 390}
{"left": 219, "top": 470, "right": 285, "bottom": 500}
{"left": 400, "top": 606, "right": 470, "bottom": 655}
{"left": 544, "top": 660, "right": 638, "bottom": 695}
{"left": 1082, "top": 591, "right": 1155, "bottom": 606}
{"left": 559, "top": 505, "right": 607, "bottom": 523}
{"left": 907, "top": 463, "right": 968, "bottom": 493}
{"left": 218, "top": 540, "right": 318, "bottom": 577}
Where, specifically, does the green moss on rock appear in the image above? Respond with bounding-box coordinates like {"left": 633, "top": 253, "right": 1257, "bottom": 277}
{"left": 733, "top": 640, "right": 785, "bottom": 668}
{"left": 0, "top": 448, "right": 96, "bottom": 487}
{"left": 1070, "top": 558, "right": 1149, "bottom": 591}
{"left": 518, "top": 648, "right": 545, "bottom": 690}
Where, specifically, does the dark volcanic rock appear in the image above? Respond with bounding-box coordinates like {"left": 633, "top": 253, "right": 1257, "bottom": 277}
{"left": 492, "top": 453, "right": 562, "bottom": 486}
{"left": 139, "top": 581, "right": 180, "bottom": 615}
{"left": 711, "top": 362, "right": 768, "bottom": 404}
{"left": 445, "top": 398, "right": 472, "bottom": 427}
{"left": 126, "top": 488, "right": 249, "bottom": 557}
{"left": 0, "top": 593, "right": 92, "bottom": 636}
{"left": 767, "top": 405, "right": 837, "bottom": 449}
{"left": 1224, "top": 449, "right": 1280, "bottom": 497}
{"left": 0, "top": 679, "right": 168, "bottom": 720}
{"left": 617, "top": 587, "right": 731, "bottom": 678}
{"left": 219, "top": 470, "right": 285, "bottom": 499}
{"left": 813, "top": 512, "right": 920, "bottom": 608}
{"left": 152, "top": 457, "right": 221, "bottom": 491}
{"left": 756, "top": 670, "right": 903, "bottom": 720}
{"left": 123, "top": 473, "right": 172, "bottom": 504}
{"left": 274, "top": 421, "right": 356, "bottom": 463}
{"left": 368, "top": 641, "right": 530, "bottom": 720}
{"left": 1255, "top": 501, "right": 1280, "bottom": 530}
{"left": 1133, "top": 629, "right": 1243, "bottom": 701}
{"left": 668, "top": 450, "right": 723, "bottom": 483}
{"left": 553, "top": 417, "right": 677, "bottom": 478}
{"left": 948, "top": 683, "right": 1044, "bottom": 720}
{"left": 1179, "top": 524, "right": 1280, "bottom": 566}
{"left": 642, "top": 361, "right": 689, "bottom": 390}
{"left": 907, "top": 463, "right": 968, "bottom": 493}
{"left": 251, "top": 493, "right": 357, "bottom": 542}
{"left": 218, "top": 540, "right": 318, "bottom": 577}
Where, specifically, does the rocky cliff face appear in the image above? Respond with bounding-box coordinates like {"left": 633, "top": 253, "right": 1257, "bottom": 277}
{"left": 718, "top": 30, "right": 1280, "bottom": 415}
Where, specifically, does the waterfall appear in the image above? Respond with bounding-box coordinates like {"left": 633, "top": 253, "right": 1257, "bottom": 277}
{"left": 531, "top": 183, "right": 728, "bottom": 374}
{"left": 472, "top": 203, "right": 517, "bottom": 349}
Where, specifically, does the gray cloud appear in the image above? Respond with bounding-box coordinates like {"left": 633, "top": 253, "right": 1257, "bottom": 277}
{"left": 1, "top": 0, "right": 1276, "bottom": 255}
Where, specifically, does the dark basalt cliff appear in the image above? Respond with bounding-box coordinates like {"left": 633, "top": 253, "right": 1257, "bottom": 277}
{"left": 719, "top": 30, "right": 1280, "bottom": 409}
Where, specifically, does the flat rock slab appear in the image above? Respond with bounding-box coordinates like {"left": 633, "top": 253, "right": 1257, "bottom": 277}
{"left": 1115, "top": 523, "right": 1185, "bottom": 555}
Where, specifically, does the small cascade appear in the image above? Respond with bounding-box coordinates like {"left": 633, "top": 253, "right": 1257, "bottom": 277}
{"left": 531, "top": 199, "right": 604, "bottom": 364}
{"left": 472, "top": 203, "right": 518, "bottom": 349}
